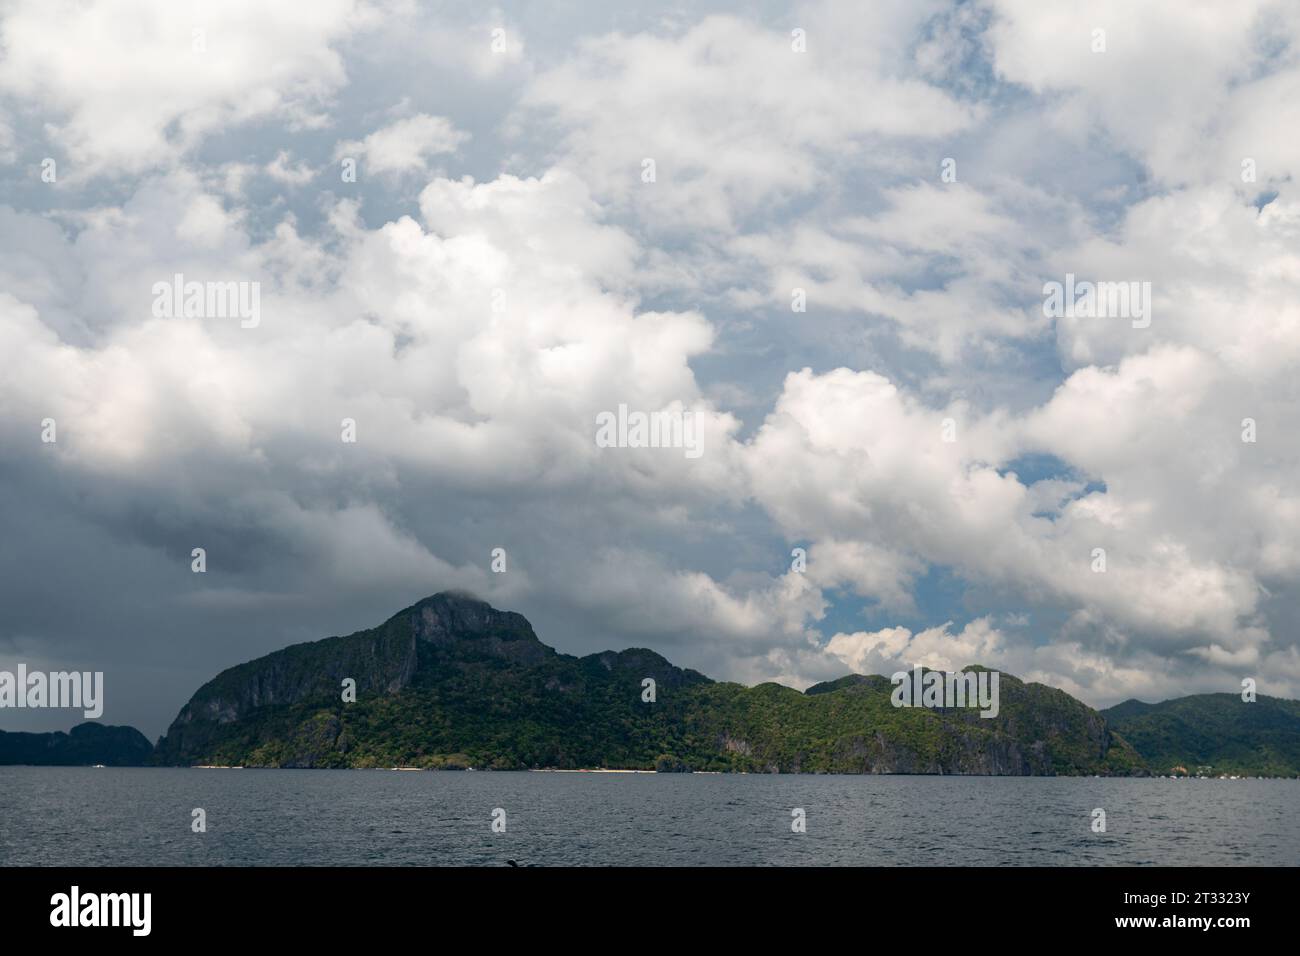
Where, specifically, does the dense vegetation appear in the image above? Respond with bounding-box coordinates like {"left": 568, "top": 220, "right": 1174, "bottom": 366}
{"left": 10, "top": 596, "right": 1294, "bottom": 776}
{"left": 153, "top": 592, "right": 1147, "bottom": 775}
{"left": 0, "top": 722, "right": 152, "bottom": 766}
{"left": 1102, "top": 693, "right": 1300, "bottom": 776}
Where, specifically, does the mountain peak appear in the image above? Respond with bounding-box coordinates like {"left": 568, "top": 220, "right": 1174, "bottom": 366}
{"left": 584, "top": 647, "right": 711, "bottom": 689}
{"left": 402, "top": 591, "right": 545, "bottom": 662}
{"left": 415, "top": 589, "right": 489, "bottom": 608}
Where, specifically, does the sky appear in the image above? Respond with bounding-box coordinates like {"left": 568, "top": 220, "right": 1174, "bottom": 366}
{"left": 1, "top": 0, "right": 1299, "bottom": 740}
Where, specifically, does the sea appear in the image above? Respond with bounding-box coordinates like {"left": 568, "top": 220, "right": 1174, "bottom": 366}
{"left": 1, "top": 767, "right": 1296, "bottom": 866}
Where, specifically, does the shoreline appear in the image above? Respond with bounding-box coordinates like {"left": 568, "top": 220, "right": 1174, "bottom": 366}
{"left": 3, "top": 764, "right": 1297, "bottom": 779}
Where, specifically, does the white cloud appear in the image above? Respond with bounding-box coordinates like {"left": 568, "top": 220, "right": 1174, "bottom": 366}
{"left": 0, "top": 0, "right": 369, "bottom": 175}
{"left": 521, "top": 8, "right": 978, "bottom": 231}
{"left": 264, "top": 150, "right": 315, "bottom": 186}
{"left": 0, "top": 165, "right": 748, "bottom": 648}
{"left": 986, "top": 0, "right": 1300, "bottom": 187}
{"left": 334, "top": 113, "right": 468, "bottom": 177}
{"left": 826, "top": 617, "right": 1006, "bottom": 675}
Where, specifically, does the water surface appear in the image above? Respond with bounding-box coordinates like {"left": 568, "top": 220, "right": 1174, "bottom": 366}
{"left": 1, "top": 768, "right": 1295, "bottom": 866}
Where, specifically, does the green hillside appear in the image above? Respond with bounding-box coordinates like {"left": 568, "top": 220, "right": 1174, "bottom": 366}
{"left": 1102, "top": 693, "right": 1300, "bottom": 776}
{"left": 154, "top": 592, "right": 1145, "bottom": 775}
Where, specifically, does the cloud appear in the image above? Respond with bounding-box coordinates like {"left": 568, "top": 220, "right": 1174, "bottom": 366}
{"left": 826, "top": 617, "right": 1006, "bottom": 675}
{"left": 521, "top": 8, "right": 978, "bottom": 232}
{"left": 985, "top": 0, "right": 1299, "bottom": 186}
{"left": 334, "top": 113, "right": 468, "bottom": 177}
{"left": 264, "top": 151, "right": 315, "bottom": 186}
{"left": 0, "top": 0, "right": 369, "bottom": 175}
{"left": 728, "top": 180, "right": 1071, "bottom": 361}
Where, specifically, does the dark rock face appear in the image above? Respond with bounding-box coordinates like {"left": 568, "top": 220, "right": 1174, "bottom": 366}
{"left": 411, "top": 593, "right": 550, "bottom": 665}
{"left": 153, "top": 591, "right": 556, "bottom": 763}
{"left": 589, "top": 648, "right": 710, "bottom": 689}
{"left": 827, "top": 730, "right": 1036, "bottom": 775}
{"left": 167, "top": 620, "right": 418, "bottom": 727}
{"left": 163, "top": 592, "right": 545, "bottom": 739}
{"left": 0, "top": 722, "right": 153, "bottom": 766}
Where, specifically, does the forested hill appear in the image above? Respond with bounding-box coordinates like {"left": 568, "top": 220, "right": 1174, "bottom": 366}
{"left": 152, "top": 591, "right": 1149, "bottom": 775}
{"left": 1102, "top": 693, "right": 1300, "bottom": 776}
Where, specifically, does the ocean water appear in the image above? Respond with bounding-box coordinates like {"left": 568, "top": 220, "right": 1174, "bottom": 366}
{"left": 0, "top": 767, "right": 1296, "bottom": 866}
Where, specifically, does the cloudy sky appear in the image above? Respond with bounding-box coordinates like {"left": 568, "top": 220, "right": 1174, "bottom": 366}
{"left": 2, "top": 0, "right": 1299, "bottom": 738}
